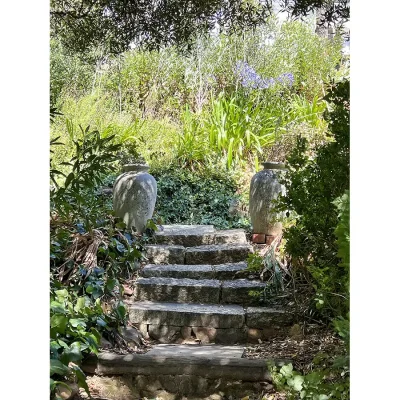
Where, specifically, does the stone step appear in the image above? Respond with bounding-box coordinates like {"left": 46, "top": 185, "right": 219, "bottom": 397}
{"left": 221, "top": 279, "right": 266, "bottom": 304}
{"left": 82, "top": 345, "right": 289, "bottom": 386}
{"left": 134, "top": 277, "right": 221, "bottom": 303}
{"left": 127, "top": 301, "right": 295, "bottom": 344}
{"left": 128, "top": 301, "right": 246, "bottom": 329}
{"left": 154, "top": 224, "right": 247, "bottom": 247}
{"left": 145, "top": 245, "right": 186, "bottom": 264}
{"left": 185, "top": 244, "right": 253, "bottom": 265}
{"left": 145, "top": 243, "right": 252, "bottom": 265}
{"left": 134, "top": 277, "right": 265, "bottom": 304}
{"left": 141, "top": 262, "right": 248, "bottom": 280}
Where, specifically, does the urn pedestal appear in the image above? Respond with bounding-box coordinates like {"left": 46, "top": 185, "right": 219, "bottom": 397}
{"left": 113, "top": 164, "right": 157, "bottom": 233}
{"left": 249, "top": 162, "right": 286, "bottom": 244}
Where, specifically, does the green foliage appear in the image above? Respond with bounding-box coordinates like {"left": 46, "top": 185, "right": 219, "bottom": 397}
{"left": 333, "top": 190, "right": 350, "bottom": 292}
{"left": 51, "top": 0, "right": 349, "bottom": 54}
{"left": 175, "top": 106, "right": 209, "bottom": 168}
{"left": 50, "top": 278, "right": 128, "bottom": 399}
{"left": 50, "top": 124, "right": 151, "bottom": 399}
{"left": 51, "top": 126, "right": 121, "bottom": 230}
{"left": 270, "top": 358, "right": 349, "bottom": 400}
{"left": 269, "top": 316, "right": 350, "bottom": 400}
{"left": 206, "top": 93, "right": 277, "bottom": 168}
{"left": 277, "top": 79, "right": 349, "bottom": 319}
{"left": 51, "top": 19, "right": 346, "bottom": 173}
{"left": 152, "top": 166, "right": 250, "bottom": 230}
{"left": 50, "top": 39, "right": 95, "bottom": 107}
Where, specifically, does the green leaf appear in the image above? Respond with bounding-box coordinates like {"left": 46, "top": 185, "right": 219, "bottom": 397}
{"left": 287, "top": 374, "right": 304, "bottom": 391}
{"left": 85, "top": 285, "right": 94, "bottom": 294}
{"left": 64, "top": 172, "right": 75, "bottom": 188}
{"left": 55, "top": 289, "right": 69, "bottom": 302}
{"left": 115, "top": 302, "right": 126, "bottom": 320}
{"left": 280, "top": 363, "right": 293, "bottom": 378}
{"left": 70, "top": 363, "right": 90, "bottom": 396}
{"left": 69, "top": 318, "right": 87, "bottom": 329}
{"left": 60, "top": 342, "right": 83, "bottom": 364}
{"left": 50, "top": 315, "right": 68, "bottom": 334}
{"left": 51, "top": 301, "right": 66, "bottom": 314}
{"left": 74, "top": 297, "right": 87, "bottom": 313}
{"left": 105, "top": 278, "right": 117, "bottom": 293}
{"left": 50, "top": 359, "right": 70, "bottom": 377}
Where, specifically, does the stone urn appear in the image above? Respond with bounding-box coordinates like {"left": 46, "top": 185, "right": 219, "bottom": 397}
{"left": 113, "top": 164, "right": 157, "bottom": 233}
{"left": 249, "top": 162, "right": 286, "bottom": 244}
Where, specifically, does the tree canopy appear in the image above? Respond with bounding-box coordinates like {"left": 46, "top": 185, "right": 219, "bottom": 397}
{"left": 50, "top": 0, "right": 349, "bottom": 54}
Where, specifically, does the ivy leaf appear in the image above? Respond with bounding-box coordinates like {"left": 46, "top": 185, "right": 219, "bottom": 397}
{"left": 50, "top": 315, "right": 68, "bottom": 334}
{"left": 50, "top": 359, "right": 70, "bottom": 377}
{"left": 74, "top": 297, "right": 87, "bottom": 313}
{"left": 69, "top": 318, "right": 87, "bottom": 329}
{"left": 105, "top": 278, "right": 117, "bottom": 293}
{"left": 60, "top": 342, "right": 83, "bottom": 364}
{"left": 280, "top": 363, "right": 293, "bottom": 378}
{"left": 51, "top": 301, "right": 66, "bottom": 314}
{"left": 55, "top": 289, "right": 69, "bottom": 302}
{"left": 115, "top": 302, "right": 126, "bottom": 320}
{"left": 287, "top": 375, "right": 304, "bottom": 391}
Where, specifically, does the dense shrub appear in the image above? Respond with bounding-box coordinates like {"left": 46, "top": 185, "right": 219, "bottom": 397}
{"left": 151, "top": 166, "right": 250, "bottom": 230}
{"left": 269, "top": 191, "right": 350, "bottom": 399}
{"left": 50, "top": 126, "right": 151, "bottom": 399}
{"left": 277, "top": 79, "right": 350, "bottom": 318}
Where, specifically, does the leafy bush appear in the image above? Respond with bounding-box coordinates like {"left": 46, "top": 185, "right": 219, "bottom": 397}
{"left": 269, "top": 181, "right": 350, "bottom": 400}
{"left": 277, "top": 79, "right": 349, "bottom": 319}
{"left": 151, "top": 166, "right": 250, "bottom": 230}
{"left": 50, "top": 125, "right": 151, "bottom": 399}
{"left": 51, "top": 126, "right": 121, "bottom": 230}
{"left": 50, "top": 281, "right": 127, "bottom": 398}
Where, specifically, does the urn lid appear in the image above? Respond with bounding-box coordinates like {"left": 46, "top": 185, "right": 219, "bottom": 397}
{"left": 122, "top": 163, "right": 150, "bottom": 172}
{"left": 262, "top": 162, "right": 286, "bottom": 170}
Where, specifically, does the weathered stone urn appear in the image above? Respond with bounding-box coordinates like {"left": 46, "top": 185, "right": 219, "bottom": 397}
{"left": 249, "top": 162, "right": 286, "bottom": 244}
{"left": 113, "top": 164, "right": 157, "bottom": 233}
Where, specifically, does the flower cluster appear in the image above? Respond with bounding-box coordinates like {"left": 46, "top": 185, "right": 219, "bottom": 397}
{"left": 277, "top": 72, "right": 294, "bottom": 87}
{"left": 234, "top": 61, "right": 294, "bottom": 90}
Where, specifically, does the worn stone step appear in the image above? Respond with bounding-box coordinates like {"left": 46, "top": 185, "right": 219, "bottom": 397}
{"left": 214, "top": 229, "right": 248, "bottom": 245}
{"left": 127, "top": 301, "right": 294, "bottom": 344}
{"left": 145, "top": 244, "right": 186, "bottom": 264}
{"left": 214, "top": 262, "right": 248, "bottom": 279}
{"left": 134, "top": 277, "right": 265, "bottom": 304}
{"left": 221, "top": 279, "right": 266, "bottom": 304}
{"left": 82, "top": 345, "right": 289, "bottom": 384}
{"left": 154, "top": 225, "right": 247, "bottom": 247}
{"left": 127, "top": 301, "right": 245, "bottom": 330}
{"left": 134, "top": 277, "right": 221, "bottom": 303}
{"left": 185, "top": 244, "right": 253, "bottom": 265}
{"left": 141, "top": 264, "right": 214, "bottom": 279}
{"left": 155, "top": 224, "right": 215, "bottom": 246}
{"left": 141, "top": 262, "right": 248, "bottom": 280}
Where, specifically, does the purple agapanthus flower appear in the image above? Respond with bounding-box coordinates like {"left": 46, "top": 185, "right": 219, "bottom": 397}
{"left": 277, "top": 73, "right": 294, "bottom": 87}
{"left": 234, "top": 61, "right": 294, "bottom": 90}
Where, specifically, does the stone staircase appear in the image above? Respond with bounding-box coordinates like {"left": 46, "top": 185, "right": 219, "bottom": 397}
{"left": 129, "top": 225, "right": 293, "bottom": 344}
{"left": 84, "top": 225, "right": 294, "bottom": 398}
